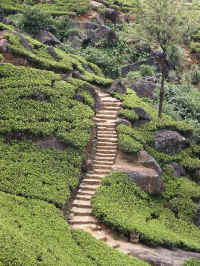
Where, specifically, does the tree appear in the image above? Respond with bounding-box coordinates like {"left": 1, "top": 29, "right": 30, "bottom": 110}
{"left": 136, "top": 0, "right": 198, "bottom": 118}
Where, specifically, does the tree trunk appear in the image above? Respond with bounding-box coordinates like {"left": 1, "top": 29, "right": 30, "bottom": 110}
{"left": 158, "top": 72, "right": 165, "bottom": 118}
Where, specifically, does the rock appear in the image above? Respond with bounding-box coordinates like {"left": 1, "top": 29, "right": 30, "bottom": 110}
{"left": 75, "top": 22, "right": 98, "bottom": 31}
{"left": 67, "top": 30, "right": 87, "bottom": 48}
{"left": 103, "top": 8, "right": 120, "bottom": 24}
{"left": 47, "top": 46, "right": 61, "bottom": 60}
{"left": 0, "top": 39, "right": 8, "bottom": 53}
{"left": 130, "top": 232, "right": 140, "bottom": 243}
{"left": 87, "top": 25, "right": 118, "bottom": 45}
{"left": 91, "top": 0, "right": 104, "bottom": 8}
{"left": 107, "top": 79, "right": 126, "bottom": 94}
{"left": 95, "top": 14, "right": 105, "bottom": 26}
{"left": 129, "top": 77, "right": 157, "bottom": 99}
{"left": 120, "top": 169, "right": 163, "bottom": 195}
{"left": 116, "top": 119, "right": 132, "bottom": 127}
{"left": 195, "top": 204, "right": 200, "bottom": 227}
{"left": 34, "top": 137, "right": 66, "bottom": 150}
{"left": 133, "top": 107, "right": 150, "bottom": 121}
{"left": 138, "top": 150, "right": 162, "bottom": 175}
{"left": 168, "top": 162, "right": 186, "bottom": 177}
{"left": 121, "top": 58, "right": 155, "bottom": 77}
{"left": 154, "top": 130, "right": 188, "bottom": 154}
{"left": 35, "top": 30, "right": 61, "bottom": 46}
{"left": 195, "top": 169, "right": 200, "bottom": 181}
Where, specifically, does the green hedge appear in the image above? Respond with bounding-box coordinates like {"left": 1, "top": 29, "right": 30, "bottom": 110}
{"left": 92, "top": 171, "right": 200, "bottom": 251}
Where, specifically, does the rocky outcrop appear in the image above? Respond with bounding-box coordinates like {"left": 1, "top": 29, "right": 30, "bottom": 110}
{"left": 107, "top": 79, "right": 126, "bottom": 94}
{"left": 87, "top": 25, "right": 118, "bottom": 45}
{"left": 132, "top": 107, "right": 151, "bottom": 125}
{"left": 0, "top": 38, "right": 8, "bottom": 53}
{"left": 129, "top": 77, "right": 157, "bottom": 99}
{"left": 154, "top": 130, "right": 188, "bottom": 154}
{"left": 103, "top": 8, "right": 120, "bottom": 24}
{"left": 138, "top": 150, "right": 162, "bottom": 175}
{"left": 117, "top": 168, "right": 163, "bottom": 195}
{"left": 35, "top": 30, "right": 61, "bottom": 46}
{"left": 168, "top": 162, "right": 186, "bottom": 177}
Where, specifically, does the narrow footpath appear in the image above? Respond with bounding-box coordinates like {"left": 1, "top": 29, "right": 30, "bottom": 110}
{"left": 69, "top": 91, "right": 200, "bottom": 266}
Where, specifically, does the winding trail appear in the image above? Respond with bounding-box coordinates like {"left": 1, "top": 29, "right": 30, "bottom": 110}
{"left": 69, "top": 91, "right": 200, "bottom": 266}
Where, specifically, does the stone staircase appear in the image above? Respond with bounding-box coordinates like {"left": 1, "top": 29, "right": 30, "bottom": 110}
{"left": 69, "top": 90, "right": 200, "bottom": 265}
{"left": 69, "top": 90, "right": 129, "bottom": 252}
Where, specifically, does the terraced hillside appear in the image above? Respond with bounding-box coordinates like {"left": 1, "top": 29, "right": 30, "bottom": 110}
{"left": 1, "top": 0, "right": 200, "bottom": 265}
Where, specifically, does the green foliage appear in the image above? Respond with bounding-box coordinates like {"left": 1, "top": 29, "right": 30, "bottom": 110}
{"left": 118, "top": 133, "right": 143, "bottom": 154}
{"left": 119, "top": 108, "right": 139, "bottom": 122}
{"left": 19, "top": 7, "right": 55, "bottom": 34}
{"left": 92, "top": 171, "right": 200, "bottom": 251}
{"left": 184, "top": 258, "right": 200, "bottom": 266}
{"left": 139, "top": 64, "right": 155, "bottom": 77}
{"left": 0, "top": 0, "right": 91, "bottom": 16}
{"left": 0, "top": 63, "right": 94, "bottom": 150}
{"left": 0, "top": 191, "right": 96, "bottom": 266}
{"left": 72, "top": 230, "right": 149, "bottom": 266}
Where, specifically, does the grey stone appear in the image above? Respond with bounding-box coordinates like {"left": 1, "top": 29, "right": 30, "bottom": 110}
{"left": 133, "top": 107, "right": 150, "bottom": 121}
{"left": 168, "top": 162, "right": 186, "bottom": 177}
{"left": 118, "top": 169, "right": 163, "bottom": 195}
{"left": 67, "top": 30, "right": 87, "bottom": 48}
{"left": 87, "top": 25, "right": 117, "bottom": 45}
{"left": 121, "top": 58, "right": 155, "bottom": 77}
{"left": 138, "top": 150, "right": 162, "bottom": 176}
{"left": 107, "top": 79, "right": 126, "bottom": 94}
{"left": 103, "top": 8, "right": 120, "bottom": 24}
{"left": 116, "top": 119, "right": 132, "bottom": 127}
{"left": 34, "top": 137, "right": 66, "bottom": 150}
{"left": 35, "top": 30, "right": 61, "bottom": 46}
{"left": 0, "top": 39, "right": 8, "bottom": 53}
{"left": 129, "top": 77, "right": 157, "bottom": 99}
{"left": 154, "top": 130, "right": 188, "bottom": 154}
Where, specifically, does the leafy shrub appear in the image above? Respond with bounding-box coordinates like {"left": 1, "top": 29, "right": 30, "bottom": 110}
{"left": 92, "top": 172, "right": 200, "bottom": 251}
{"left": 140, "top": 64, "right": 155, "bottom": 77}
{"left": 184, "top": 258, "right": 200, "bottom": 266}
{"left": 19, "top": 7, "right": 54, "bottom": 35}
{"left": 118, "top": 133, "right": 143, "bottom": 154}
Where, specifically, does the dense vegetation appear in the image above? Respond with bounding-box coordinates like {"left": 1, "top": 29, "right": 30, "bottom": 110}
{"left": 1, "top": 0, "right": 200, "bottom": 264}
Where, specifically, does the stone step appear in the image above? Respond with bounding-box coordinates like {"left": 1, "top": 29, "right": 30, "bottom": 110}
{"left": 70, "top": 215, "right": 97, "bottom": 225}
{"left": 72, "top": 200, "right": 91, "bottom": 208}
{"left": 117, "top": 248, "right": 131, "bottom": 256}
{"left": 94, "top": 157, "right": 115, "bottom": 162}
{"left": 97, "top": 133, "right": 117, "bottom": 137}
{"left": 97, "top": 111, "right": 118, "bottom": 115}
{"left": 82, "top": 179, "right": 102, "bottom": 185}
{"left": 76, "top": 194, "right": 93, "bottom": 200}
{"left": 97, "top": 142, "right": 118, "bottom": 147}
{"left": 107, "top": 241, "right": 120, "bottom": 249}
{"left": 103, "top": 106, "right": 121, "bottom": 110}
{"left": 77, "top": 189, "right": 96, "bottom": 196}
{"left": 71, "top": 224, "right": 101, "bottom": 231}
{"left": 97, "top": 126, "right": 116, "bottom": 131}
{"left": 96, "top": 114, "right": 117, "bottom": 119}
{"left": 96, "top": 150, "right": 117, "bottom": 155}
{"left": 93, "top": 160, "right": 113, "bottom": 165}
{"left": 95, "top": 153, "right": 116, "bottom": 157}
{"left": 96, "top": 123, "right": 116, "bottom": 128}
{"left": 97, "top": 138, "right": 118, "bottom": 143}
{"left": 79, "top": 184, "right": 100, "bottom": 191}
{"left": 92, "top": 169, "right": 111, "bottom": 175}
{"left": 93, "top": 165, "right": 112, "bottom": 170}
{"left": 93, "top": 231, "right": 107, "bottom": 242}
{"left": 102, "top": 101, "right": 121, "bottom": 106}
{"left": 71, "top": 207, "right": 92, "bottom": 216}
{"left": 85, "top": 174, "right": 104, "bottom": 179}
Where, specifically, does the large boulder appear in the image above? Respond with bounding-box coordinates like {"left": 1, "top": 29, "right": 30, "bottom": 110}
{"left": 67, "top": 30, "right": 87, "bottom": 48}
{"left": 121, "top": 58, "right": 155, "bottom": 77}
{"left": 0, "top": 39, "right": 8, "bottom": 53}
{"left": 116, "top": 118, "right": 132, "bottom": 127}
{"left": 154, "top": 130, "right": 188, "bottom": 154}
{"left": 129, "top": 77, "right": 157, "bottom": 99}
{"left": 168, "top": 162, "right": 186, "bottom": 177}
{"left": 138, "top": 150, "right": 162, "bottom": 175}
{"left": 132, "top": 107, "right": 150, "bottom": 126}
{"left": 107, "top": 79, "right": 126, "bottom": 94}
{"left": 87, "top": 25, "right": 118, "bottom": 45}
{"left": 118, "top": 169, "right": 163, "bottom": 195}
{"left": 35, "top": 30, "right": 61, "bottom": 46}
{"left": 103, "top": 8, "right": 120, "bottom": 24}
